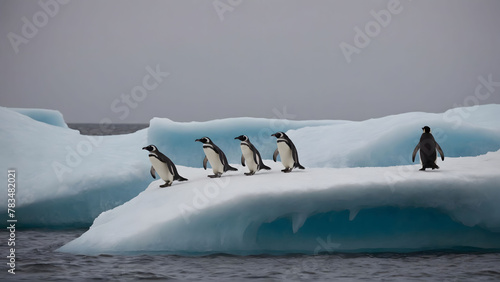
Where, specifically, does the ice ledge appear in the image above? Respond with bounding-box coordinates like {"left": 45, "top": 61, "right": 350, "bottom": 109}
{"left": 59, "top": 151, "right": 500, "bottom": 255}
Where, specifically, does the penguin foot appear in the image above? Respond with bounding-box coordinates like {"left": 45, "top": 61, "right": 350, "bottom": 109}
{"left": 208, "top": 173, "right": 222, "bottom": 178}
{"left": 244, "top": 172, "right": 255, "bottom": 176}
{"left": 419, "top": 168, "right": 426, "bottom": 171}
{"left": 281, "top": 168, "right": 292, "bottom": 173}
{"left": 160, "top": 181, "right": 172, "bottom": 187}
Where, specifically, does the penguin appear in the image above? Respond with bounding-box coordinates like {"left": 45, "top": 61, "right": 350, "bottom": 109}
{"left": 195, "top": 137, "right": 238, "bottom": 178}
{"left": 412, "top": 126, "right": 445, "bottom": 171}
{"left": 234, "top": 135, "right": 271, "bottom": 176}
{"left": 271, "top": 132, "right": 305, "bottom": 173}
{"left": 142, "top": 145, "right": 188, "bottom": 187}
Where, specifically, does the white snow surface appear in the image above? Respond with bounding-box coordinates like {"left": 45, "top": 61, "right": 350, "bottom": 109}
{"left": 59, "top": 151, "right": 500, "bottom": 255}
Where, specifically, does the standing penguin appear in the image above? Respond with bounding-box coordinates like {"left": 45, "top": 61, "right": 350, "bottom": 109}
{"left": 235, "top": 135, "right": 271, "bottom": 176}
{"left": 271, "top": 132, "right": 305, "bottom": 173}
{"left": 195, "top": 137, "right": 238, "bottom": 178}
{"left": 142, "top": 145, "right": 188, "bottom": 187}
{"left": 412, "top": 126, "right": 445, "bottom": 171}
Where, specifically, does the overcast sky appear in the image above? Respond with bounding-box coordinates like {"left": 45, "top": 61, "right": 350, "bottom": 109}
{"left": 1, "top": 0, "right": 499, "bottom": 123}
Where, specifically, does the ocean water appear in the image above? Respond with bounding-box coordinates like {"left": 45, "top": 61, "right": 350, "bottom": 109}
{"left": 67, "top": 123, "right": 149, "bottom": 135}
{"left": 3, "top": 124, "right": 500, "bottom": 281}
{"left": 1, "top": 229, "right": 500, "bottom": 281}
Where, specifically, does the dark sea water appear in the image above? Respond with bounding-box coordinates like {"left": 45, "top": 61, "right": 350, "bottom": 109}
{"left": 2, "top": 124, "right": 500, "bottom": 281}
{"left": 67, "top": 123, "right": 149, "bottom": 135}
{"left": 1, "top": 229, "right": 500, "bottom": 281}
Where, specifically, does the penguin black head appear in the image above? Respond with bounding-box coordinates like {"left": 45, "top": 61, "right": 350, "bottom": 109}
{"left": 271, "top": 132, "right": 286, "bottom": 139}
{"left": 142, "top": 145, "right": 158, "bottom": 152}
{"left": 235, "top": 135, "right": 249, "bottom": 141}
{"left": 422, "top": 126, "right": 431, "bottom": 133}
{"left": 195, "top": 137, "right": 211, "bottom": 144}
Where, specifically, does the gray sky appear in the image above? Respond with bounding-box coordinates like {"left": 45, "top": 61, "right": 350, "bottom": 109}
{"left": 1, "top": 0, "right": 499, "bottom": 123}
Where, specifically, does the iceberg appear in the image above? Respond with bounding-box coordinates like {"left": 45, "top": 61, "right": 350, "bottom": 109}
{"left": 0, "top": 107, "right": 333, "bottom": 228}
{"left": 58, "top": 151, "right": 500, "bottom": 255}
{"left": 0, "top": 107, "right": 151, "bottom": 228}
{"left": 292, "top": 105, "right": 500, "bottom": 168}
{"left": 10, "top": 108, "right": 69, "bottom": 128}
{"left": 148, "top": 105, "right": 500, "bottom": 169}
{"left": 1, "top": 105, "right": 499, "bottom": 230}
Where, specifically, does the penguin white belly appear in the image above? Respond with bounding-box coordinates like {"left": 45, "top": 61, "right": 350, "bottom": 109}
{"left": 203, "top": 147, "right": 224, "bottom": 174}
{"left": 241, "top": 145, "right": 258, "bottom": 172}
{"left": 277, "top": 142, "right": 294, "bottom": 169}
{"left": 149, "top": 156, "right": 173, "bottom": 183}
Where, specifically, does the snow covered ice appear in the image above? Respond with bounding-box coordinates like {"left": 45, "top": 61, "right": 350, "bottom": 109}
{"left": 1, "top": 105, "right": 500, "bottom": 254}
{"left": 0, "top": 107, "right": 151, "bottom": 227}
{"left": 10, "top": 108, "right": 69, "bottom": 128}
{"left": 59, "top": 151, "right": 500, "bottom": 255}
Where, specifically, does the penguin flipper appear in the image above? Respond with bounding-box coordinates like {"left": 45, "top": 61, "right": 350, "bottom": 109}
{"left": 203, "top": 156, "right": 208, "bottom": 170}
{"left": 165, "top": 158, "right": 175, "bottom": 176}
{"left": 273, "top": 149, "right": 279, "bottom": 162}
{"left": 412, "top": 144, "right": 420, "bottom": 162}
{"left": 251, "top": 147, "right": 260, "bottom": 167}
{"left": 150, "top": 166, "right": 156, "bottom": 179}
{"left": 241, "top": 155, "right": 246, "bottom": 167}
{"left": 436, "top": 142, "right": 445, "bottom": 161}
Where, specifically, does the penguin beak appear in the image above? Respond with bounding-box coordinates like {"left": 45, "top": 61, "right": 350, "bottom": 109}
{"left": 234, "top": 135, "right": 242, "bottom": 140}
{"left": 195, "top": 139, "right": 201, "bottom": 142}
{"left": 142, "top": 146, "right": 147, "bottom": 150}
{"left": 271, "top": 133, "right": 277, "bottom": 137}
